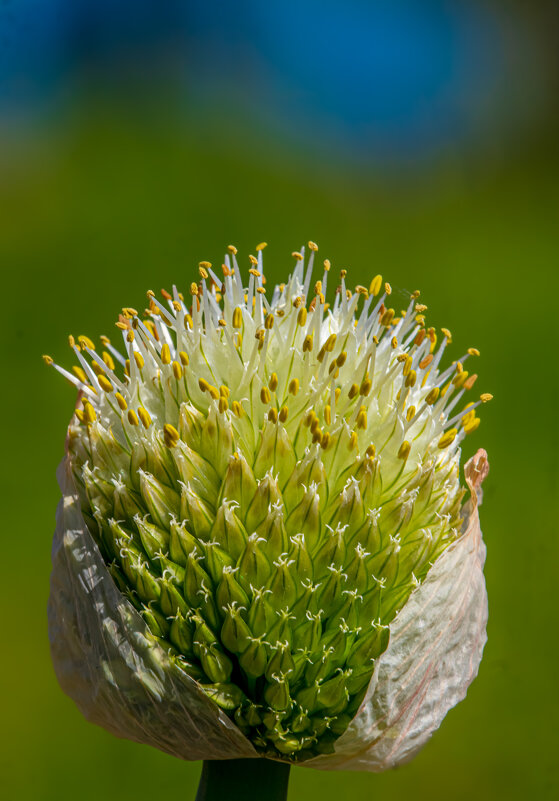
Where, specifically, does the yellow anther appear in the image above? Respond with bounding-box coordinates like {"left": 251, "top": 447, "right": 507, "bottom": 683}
{"left": 268, "top": 408, "right": 278, "bottom": 423}
{"left": 402, "top": 355, "right": 413, "bottom": 377}
{"left": 464, "top": 417, "right": 481, "bottom": 434}
{"left": 100, "top": 335, "right": 111, "bottom": 346}
{"left": 268, "top": 373, "right": 279, "bottom": 393}
{"left": 102, "top": 351, "right": 115, "bottom": 371}
{"left": 172, "top": 300, "right": 182, "bottom": 312}
{"left": 323, "top": 259, "right": 331, "bottom": 271}
{"left": 452, "top": 371, "right": 469, "bottom": 388}
{"left": 260, "top": 387, "right": 271, "bottom": 404}
{"left": 219, "top": 397, "right": 229, "bottom": 414}
{"left": 391, "top": 336, "right": 398, "bottom": 349}
{"left": 355, "top": 285, "right": 369, "bottom": 299}
{"left": 464, "top": 374, "right": 478, "bottom": 390}
{"left": 98, "top": 375, "right": 113, "bottom": 393}
{"left": 372, "top": 335, "right": 379, "bottom": 345}
{"left": 68, "top": 335, "right": 76, "bottom": 348}
{"left": 75, "top": 408, "right": 85, "bottom": 423}
{"left": 348, "top": 431, "right": 358, "bottom": 450}
{"left": 406, "top": 405, "right": 416, "bottom": 422}
{"left": 292, "top": 252, "right": 303, "bottom": 261}
{"left": 308, "top": 241, "right": 318, "bottom": 251}
{"left": 324, "top": 405, "right": 332, "bottom": 425}
{"left": 126, "top": 330, "right": 135, "bottom": 343}
{"left": 438, "top": 429, "right": 458, "bottom": 449}
{"left": 256, "top": 242, "right": 268, "bottom": 251}
{"left": 172, "top": 361, "right": 182, "bottom": 380}
{"left": 398, "top": 440, "right": 411, "bottom": 460}
{"left": 405, "top": 370, "right": 417, "bottom": 388}
{"left": 468, "top": 347, "right": 480, "bottom": 357}
{"left": 336, "top": 351, "right": 347, "bottom": 367}
{"left": 249, "top": 256, "right": 258, "bottom": 267}
{"left": 356, "top": 406, "right": 367, "bottom": 430}
{"left": 265, "top": 313, "right": 274, "bottom": 330}
{"left": 190, "top": 282, "right": 199, "bottom": 296}
{"left": 137, "top": 407, "right": 151, "bottom": 428}
{"left": 369, "top": 275, "right": 383, "bottom": 296}
{"left": 199, "top": 378, "right": 210, "bottom": 393}
{"left": 328, "top": 359, "right": 337, "bottom": 375}
{"left": 348, "top": 383, "right": 359, "bottom": 399}
{"left": 78, "top": 335, "right": 95, "bottom": 350}
{"left": 232, "top": 400, "right": 244, "bottom": 417}
{"left": 335, "top": 387, "right": 341, "bottom": 402}
{"left": 425, "top": 386, "right": 440, "bottom": 405}
{"left": 91, "top": 362, "right": 104, "bottom": 376}
{"left": 456, "top": 361, "right": 464, "bottom": 373}
{"left": 414, "top": 304, "right": 428, "bottom": 313}
{"left": 185, "top": 314, "right": 193, "bottom": 330}
{"left": 303, "top": 334, "right": 313, "bottom": 352}
{"left": 320, "top": 431, "right": 331, "bottom": 450}
{"left": 133, "top": 352, "right": 144, "bottom": 369}
{"left": 288, "top": 378, "right": 299, "bottom": 396}
{"left": 124, "top": 359, "right": 130, "bottom": 376}
{"left": 42, "top": 354, "right": 54, "bottom": 366}
{"left": 419, "top": 354, "right": 433, "bottom": 370}
{"left": 83, "top": 402, "right": 96, "bottom": 424}
{"left": 218, "top": 385, "right": 229, "bottom": 398}
{"left": 164, "top": 423, "right": 180, "bottom": 448}
{"left": 365, "top": 444, "right": 376, "bottom": 458}
{"left": 429, "top": 333, "right": 438, "bottom": 353}
{"left": 72, "top": 366, "right": 88, "bottom": 383}
{"left": 297, "top": 307, "right": 307, "bottom": 327}
{"left": 217, "top": 318, "right": 226, "bottom": 327}
{"left": 198, "top": 263, "right": 211, "bottom": 279}
{"left": 114, "top": 392, "right": 127, "bottom": 411}
{"left": 414, "top": 329, "right": 426, "bottom": 346}
{"left": 161, "top": 344, "right": 171, "bottom": 365}
{"left": 340, "top": 269, "right": 347, "bottom": 279}
{"left": 360, "top": 377, "right": 372, "bottom": 396}
{"left": 256, "top": 286, "right": 266, "bottom": 295}
{"left": 227, "top": 245, "right": 238, "bottom": 255}
{"left": 178, "top": 351, "right": 189, "bottom": 366}
{"left": 440, "top": 381, "right": 451, "bottom": 397}
{"left": 411, "top": 290, "right": 421, "bottom": 299}
{"left": 385, "top": 282, "right": 392, "bottom": 295}
{"left": 325, "top": 334, "right": 337, "bottom": 352}
{"left": 381, "top": 308, "right": 395, "bottom": 326}
{"left": 304, "top": 410, "right": 316, "bottom": 428}
{"left": 232, "top": 307, "right": 243, "bottom": 328}
{"left": 480, "top": 393, "right": 493, "bottom": 403}
{"left": 115, "top": 322, "right": 129, "bottom": 331}
{"left": 441, "top": 327, "right": 452, "bottom": 342}
{"left": 310, "top": 417, "right": 320, "bottom": 435}
{"left": 277, "top": 405, "right": 288, "bottom": 423}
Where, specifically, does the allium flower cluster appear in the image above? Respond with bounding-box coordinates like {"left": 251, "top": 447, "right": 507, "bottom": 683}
{"left": 47, "top": 243, "right": 489, "bottom": 768}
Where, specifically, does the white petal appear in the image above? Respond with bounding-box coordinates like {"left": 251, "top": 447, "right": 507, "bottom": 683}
{"left": 306, "top": 449, "right": 489, "bottom": 771}
{"left": 48, "top": 459, "right": 256, "bottom": 762}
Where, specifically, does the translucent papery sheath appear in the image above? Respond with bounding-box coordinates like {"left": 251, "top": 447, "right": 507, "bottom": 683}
{"left": 47, "top": 245, "right": 489, "bottom": 766}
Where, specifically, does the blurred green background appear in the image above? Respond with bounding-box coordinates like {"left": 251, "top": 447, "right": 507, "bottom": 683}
{"left": 1, "top": 2, "right": 558, "bottom": 800}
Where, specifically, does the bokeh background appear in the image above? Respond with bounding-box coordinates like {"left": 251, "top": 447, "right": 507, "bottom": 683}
{"left": 1, "top": 2, "right": 558, "bottom": 799}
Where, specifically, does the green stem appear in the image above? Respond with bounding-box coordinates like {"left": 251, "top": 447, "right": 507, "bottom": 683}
{"left": 195, "top": 758, "right": 291, "bottom": 801}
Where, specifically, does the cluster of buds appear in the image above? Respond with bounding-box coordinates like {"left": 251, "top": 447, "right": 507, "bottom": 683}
{"left": 46, "top": 243, "right": 489, "bottom": 766}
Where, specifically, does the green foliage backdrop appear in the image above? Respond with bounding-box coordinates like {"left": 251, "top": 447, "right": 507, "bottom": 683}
{"left": 1, "top": 107, "right": 557, "bottom": 799}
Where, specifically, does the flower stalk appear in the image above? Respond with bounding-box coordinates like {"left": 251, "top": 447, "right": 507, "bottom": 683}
{"left": 195, "top": 759, "right": 290, "bottom": 801}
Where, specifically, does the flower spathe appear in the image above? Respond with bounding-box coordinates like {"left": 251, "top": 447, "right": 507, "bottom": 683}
{"left": 47, "top": 243, "right": 489, "bottom": 767}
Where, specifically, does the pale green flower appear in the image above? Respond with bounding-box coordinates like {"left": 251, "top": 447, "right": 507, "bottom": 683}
{"left": 47, "top": 243, "right": 489, "bottom": 769}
